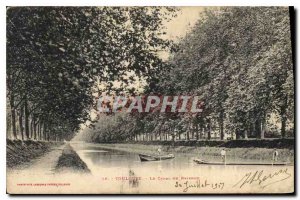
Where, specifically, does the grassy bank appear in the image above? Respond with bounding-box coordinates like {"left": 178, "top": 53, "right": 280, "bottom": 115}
{"left": 95, "top": 143, "right": 294, "bottom": 163}
{"left": 55, "top": 144, "right": 90, "bottom": 173}
{"left": 6, "top": 139, "right": 63, "bottom": 168}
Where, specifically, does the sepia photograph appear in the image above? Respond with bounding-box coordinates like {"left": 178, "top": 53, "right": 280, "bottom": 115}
{"left": 6, "top": 5, "right": 295, "bottom": 194}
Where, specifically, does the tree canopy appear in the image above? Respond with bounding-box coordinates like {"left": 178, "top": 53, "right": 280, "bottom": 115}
{"left": 7, "top": 7, "right": 176, "bottom": 141}
{"left": 75, "top": 7, "right": 294, "bottom": 143}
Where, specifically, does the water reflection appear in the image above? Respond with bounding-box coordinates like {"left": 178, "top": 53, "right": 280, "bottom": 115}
{"left": 129, "top": 169, "right": 139, "bottom": 188}
{"left": 71, "top": 143, "right": 294, "bottom": 193}
{"left": 74, "top": 143, "right": 293, "bottom": 171}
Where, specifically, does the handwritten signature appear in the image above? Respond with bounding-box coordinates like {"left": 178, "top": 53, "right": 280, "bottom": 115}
{"left": 175, "top": 180, "right": 225, "bottom": 192}
{"left": 233, "top": 168, "right": 291, "bottom": 189}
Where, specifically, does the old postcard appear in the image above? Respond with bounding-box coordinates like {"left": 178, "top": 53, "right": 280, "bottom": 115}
{"left": 6, "top": 6, "right": 294, "bottom": 194}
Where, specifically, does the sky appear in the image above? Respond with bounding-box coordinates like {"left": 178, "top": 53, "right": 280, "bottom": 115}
{"left": 159, "top": 7, "right": 213, "bottom": 60}
{"left": 163, "top": 7, "right": 207, "bottom": 41}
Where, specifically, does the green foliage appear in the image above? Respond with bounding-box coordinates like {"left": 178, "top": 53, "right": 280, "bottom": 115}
{"left": 7, "top": 7, "right": 176, "bottom": 140}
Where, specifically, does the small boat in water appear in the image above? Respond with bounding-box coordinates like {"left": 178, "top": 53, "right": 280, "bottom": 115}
{"left": 193, "top": 158, "right": 290, "bottom": 166}
{"left": 139, "top": 153, "right": 175, "bottom": 162}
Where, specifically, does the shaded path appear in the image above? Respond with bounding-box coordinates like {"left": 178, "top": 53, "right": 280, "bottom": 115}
{"left": 7, "top": 144, "right": 65, "bottom": 175}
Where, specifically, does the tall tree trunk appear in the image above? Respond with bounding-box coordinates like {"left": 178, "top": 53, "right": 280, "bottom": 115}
{"left": 196, "top": 123, "right": 199, "bottom": 140}
{"left": 261, "top": 113, "right": 266, "bottom": 139}
{"left": 186, "top": 122, "right": 190, "bottom": 141}
{"left": 199, "top": 123, "right": 203, "bottom": 139}
{"left": 47, "top": 124, "right": 50, "bottom": 141}
{"left": 43, "top": 122, "right": 47, "bottom": 141}
{"left": 171, "top": 127, "right": 175, "bottom": 146}
{"left": 30, "top": 118, "right": 33, "bottom": 139}
{"left": 280, "top": 96, "right": 288, "bottom": 138}
{"left": 186, "top": 131, "right": 189, "bottom": 141}
{"left": 37, "top": 122, "right": 40, "bottom": 140}
{"left": 207, "top": 119, "right": 211, "bottom": 140}
{"left": 24, "top": 96, "right": 30, "bottom": 139}
{"left": 250, "top": 123, "right": 254, "bottom": 138}
{"left": 219, "top": 111, "right": 224, "bottom": 140}
{"left": 10, "top": 96, "right": 17, "bottom": 139}
{"left": 19, "top": 106, "right": 24, "bottom": 140}
{"left": 244, "top": 130, "right": 248, "bottom": 140}
{"left": 281, "top": 115, "right": 287, "bottom": 138}
{"left": 33, "top": 117, "right": 37, "bottom": 140}
{"left": 255, "top": 118, "right": 261, "bottom": 139}
{"left": 159, "top": 125, "right": 162, "bottom": 141}
{"left": 191, "top": 123, "right": 194, "bottom": 140}
{"left": 234, "top": 129, "right": 238, "bottom": 140}
{"left": 40, "top": 122, "right": 43, "bottom": 140}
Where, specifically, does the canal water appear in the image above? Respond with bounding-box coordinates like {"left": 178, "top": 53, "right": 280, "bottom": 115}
{"left": 7, "top": 142, "right": 294, "bottom": 194}
{"left": 71, "top": 142, "right": 295, "bottom": 194}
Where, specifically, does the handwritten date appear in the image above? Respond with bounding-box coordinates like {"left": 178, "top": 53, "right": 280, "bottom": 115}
{"left": 175, "top": 180, "right": 224, "bottom": 192}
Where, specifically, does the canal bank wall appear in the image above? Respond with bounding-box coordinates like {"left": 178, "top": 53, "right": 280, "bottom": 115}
{"left": 94, "top": 143, "right": 294, "bottom": 163}
{"left": 55, "top": 144, "right": 90, "bottom": 173}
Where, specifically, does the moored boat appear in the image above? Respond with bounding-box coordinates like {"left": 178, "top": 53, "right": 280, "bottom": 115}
{"left": 139, "top": 153, "right": 175, "bottom": 162}
{"left": 193, "top": 158, "right": 291, "bottom": 166}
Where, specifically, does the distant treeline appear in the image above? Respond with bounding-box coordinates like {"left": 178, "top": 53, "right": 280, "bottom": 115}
{"left": 110, "top": 139, "right": 294, "bottom": 149}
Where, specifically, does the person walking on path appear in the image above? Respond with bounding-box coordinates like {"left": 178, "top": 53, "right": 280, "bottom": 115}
{"left": 272, "top": 148, "right": 279, "bottom": 163}
{"left": 157, "top": 147, "right": 162, "bottom": 155}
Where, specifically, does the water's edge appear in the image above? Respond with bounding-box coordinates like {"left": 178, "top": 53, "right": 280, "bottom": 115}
{"left": 76, "top": 142, "right": 294, "bottom": 163}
